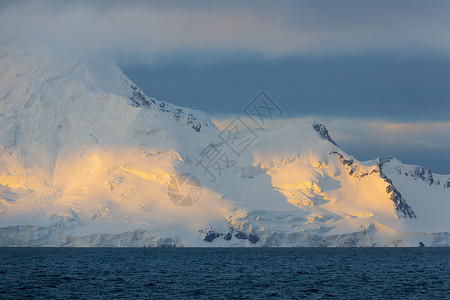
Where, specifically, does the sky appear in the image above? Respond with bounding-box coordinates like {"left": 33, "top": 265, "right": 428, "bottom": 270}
{"left": 1, "top": 0, "right": 449, "bottom": 173}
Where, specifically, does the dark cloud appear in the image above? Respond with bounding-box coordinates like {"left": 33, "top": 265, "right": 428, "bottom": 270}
{"left": 1, "top": 0, "right": 450, "bottom": 58}
{"left": 120, "top": 53, "right": 450, "bottom": 121}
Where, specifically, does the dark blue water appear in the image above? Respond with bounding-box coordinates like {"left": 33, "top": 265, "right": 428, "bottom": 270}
{"left": 0, "top": 248, "right": 449, "bottom": 299}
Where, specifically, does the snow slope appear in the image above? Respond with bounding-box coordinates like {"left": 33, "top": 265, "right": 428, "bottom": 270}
{"left": 0, "top": 42, "right": 449, "bottom": 247}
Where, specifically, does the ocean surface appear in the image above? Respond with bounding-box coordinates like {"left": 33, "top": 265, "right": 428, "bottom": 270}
{"left": 0, "top": 248, "right": 449, "bottom": 299}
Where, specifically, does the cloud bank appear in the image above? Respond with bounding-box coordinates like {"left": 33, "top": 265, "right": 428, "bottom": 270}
{"left": 1, "top": 0, "right": 450, "bottom": 60}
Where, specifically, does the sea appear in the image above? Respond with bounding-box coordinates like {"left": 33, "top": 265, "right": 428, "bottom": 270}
{"left": 0, "top": 248, "right": 449, "bottom": 299}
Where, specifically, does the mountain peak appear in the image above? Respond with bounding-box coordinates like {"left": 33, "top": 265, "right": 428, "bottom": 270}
{"left": 0, "top": 43, "right": 449, "bottom": 247}
{"left": 0, "top": 44, "right": 214, "bottom": 134}
{"left": 312, "top": 122, "right": 338, "bottom": 147}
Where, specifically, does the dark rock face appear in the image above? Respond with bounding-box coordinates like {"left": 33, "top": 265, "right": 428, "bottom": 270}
{"left": 312, "top": 122, "right": 338, "bottom": 147}
{"left": 234, "top": 231, "right": 260, "bottom": 244}
{"left": 330, "top": 151, "right": 378, "bottom": 179}
{"left": 383, "top": 157, "right": 439, "bottom": 186}
{"left": 330, "top": 151, "right": 355, "bottom": 175}
{"left": 199, "top": 228, "right": 259, "bottom": 244}
{"left": 410, "top": 166, "right": 435, "bottom": 186}
{"left": 224, "top": 232, "right": 232, "bottom": 241}
{"left": 128, "top": 84, "right": 205, "bottom": 132}
{"left": 378, "top": 163, "right": 417, "bottom": 219}
{"left": 234, "top": 231, "right": 247, "bottom": 240}
{"left": 330, "top": 151, "right": 416, "bottom": 219}
{"left": 184, "top": 114, "right": 202, "bottom": 132}
{"left": 419, "top": 241, "right": 425, "bottom": 248}
{"left": 248, "top": 234, "right": 260, "bottom": 244}
{"left": 204, "top": 231, "right": 221, "bottom": 242}
{"left": 129, "top": 84, "right": 155, "bottom": 108}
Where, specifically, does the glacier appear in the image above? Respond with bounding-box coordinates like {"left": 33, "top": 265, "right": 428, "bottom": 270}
{"left": 0, "top": 42, "right": 449, "bottom": 247}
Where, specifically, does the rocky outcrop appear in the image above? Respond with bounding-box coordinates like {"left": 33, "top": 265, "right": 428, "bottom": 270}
{"left": 312, "top": 122, "right": 338, "bottom": 147}
{"left": 330, "top": 151, "right": 416, "bottom": 219}
{"left": 380, "top": 157, "right": 442, "bottom": 186}
{"left": 128, "top": 83, "right": 210, "bottom": 132}
{"left": 129, "top": 84, "right": 155, "bottom": 108}
{"left": 378, "top": 165, "right": 417, "bottom": 219}
{"left": 200, "top": 227, "right": 260, "bottom": 244}
{"left": 330, "top": 151, "right": 379, "bottom": 179}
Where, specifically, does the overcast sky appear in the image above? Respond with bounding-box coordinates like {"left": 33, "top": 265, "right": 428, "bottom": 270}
{"left": 1, "top": 0, "right": 449, "bottom": 173}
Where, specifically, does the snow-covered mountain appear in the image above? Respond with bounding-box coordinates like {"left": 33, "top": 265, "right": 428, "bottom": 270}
{"left": 0, "top": 43, "right": 449, "bottom": 247}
